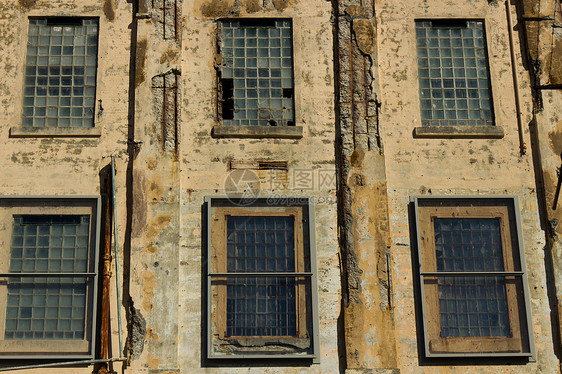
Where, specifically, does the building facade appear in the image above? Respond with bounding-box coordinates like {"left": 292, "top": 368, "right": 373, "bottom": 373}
{"left": 0, "top": 0, "right": 560, "bottom": 373}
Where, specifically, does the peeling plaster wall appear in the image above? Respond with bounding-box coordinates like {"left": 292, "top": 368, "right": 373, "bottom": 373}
{"left": 129, "top": 0, "right": 339, "bottom": 372}
{"left": 0, "top": 0, "right": 131, "bottom": 373}
{"left": 377, "top": 0, "right": 559, "bottom": 372}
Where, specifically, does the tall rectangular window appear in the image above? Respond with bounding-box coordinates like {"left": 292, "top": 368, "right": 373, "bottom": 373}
{"left": 416, "top": 20, "right": 493, "bottom": 127}
{"left": 0, "top": 197, "right": 100, "bottom": 359}
{"left": 22, "top": 18, "right": 98, "bottom": 128}
{"left": 413, "top": 197, "right": 534, "bottom": 358}
{"left": 206, "top": 197, "right": 318, "bottom": 359}
{"left": 226, "top": 216, "right": 297, "bottom": 337}
{"left": 218, "top": 20, "right": 295, "bottom": 127}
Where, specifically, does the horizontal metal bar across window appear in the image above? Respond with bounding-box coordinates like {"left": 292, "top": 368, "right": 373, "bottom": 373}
{"left": 421, "top": 271, "right": 524, "bottom": 276}
{"left": 0, "top": 272, "right": 96, "bottom": 277}
{"left": 209, "top": 272, "right": 313, "bottom": 277}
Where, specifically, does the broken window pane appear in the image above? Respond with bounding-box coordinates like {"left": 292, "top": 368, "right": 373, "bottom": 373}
{"left": 219, "top": 20, "right": 294, "bottom": 127}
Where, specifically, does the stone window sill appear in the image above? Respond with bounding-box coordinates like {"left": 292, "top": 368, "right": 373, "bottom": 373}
{"left": 413, "top": 126, "right": 504, "bottom": 139}
{"left": 10, "top": 127, "right": 102, "bottom": 138}
{"left": 212, "top": 125, "right": 303, "bottom": 139}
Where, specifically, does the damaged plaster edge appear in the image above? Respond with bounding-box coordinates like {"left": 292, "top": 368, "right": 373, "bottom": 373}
{"left": 127, "top": 304, "right": 147, "bottom": 361}
{"left": 211, "top": 125, "right": 303, "bottom": 139}
{"left": 10, "top": 127, "right": 102, "bottom": 138}
{"left": 412, "top": 126, "right": 504, "bottom": 139}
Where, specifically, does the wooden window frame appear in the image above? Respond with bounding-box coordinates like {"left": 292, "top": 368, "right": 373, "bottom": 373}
{"left": 0, "top": 197, "right": 100, "bottom": 359}
{"left": 414, "top": 197, "right": 533, "bottom": 357}
{"left": 206, "top": 197, "right": 319, "bottom": 359}
{"left": 211, "top": 206, "right": 307, "bottom": 341}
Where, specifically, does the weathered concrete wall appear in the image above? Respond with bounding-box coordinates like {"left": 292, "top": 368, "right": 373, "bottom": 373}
{"left": 333, "top": 1, "right": 398, "bottom": 372}
{"left": 0, "top": 0, "right": 130, "bottom": 372}
{"left": 520, "top": 0, "right": 562, "bottom": 86}
{"left": 519, "top": 0, "right": 562, "bottom": 364}
{"left": 375, "top": 0, "right": 559, "bottom": 372}
{"left": 128, "top": 0, "right": 339, "bottom": 372}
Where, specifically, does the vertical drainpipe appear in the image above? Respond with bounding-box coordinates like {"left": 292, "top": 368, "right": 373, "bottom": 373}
{"left": 98, "top": 172, "right": 114, "bottom": 374}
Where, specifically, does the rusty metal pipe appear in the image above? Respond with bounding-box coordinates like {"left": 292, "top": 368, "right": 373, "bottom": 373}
{"left": 97, "top": 175, "right": 113, "bottom": 374}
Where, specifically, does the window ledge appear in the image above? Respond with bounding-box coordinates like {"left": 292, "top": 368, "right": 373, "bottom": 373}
{"left": 212, "top": 125, "right": 303, "bottom": 139}
{"left": 413, "top": 126, "right": 504, "bottom": 139}
{"left": 10, "top": 127, "right": 102, "bottom": 138}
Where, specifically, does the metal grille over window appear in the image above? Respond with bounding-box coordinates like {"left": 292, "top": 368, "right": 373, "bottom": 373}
{"left": 22, "top": 18, "right": 98, "bottom": 128}
{"left": 5, "top": 215, "right": 90, "bottom": 340}
{"left": 416, "top": 20, "right": 493, "bottom": 126}
{"left": 207, "top": 197, "right": 319, "bottom": 359}
{"left": 434, "top": 218, "right": 510, "bottom": 338}
{"left": 219, "top": 20, "right": 294, "bottom": 127}
{"left": 226, "top": 216, "right": 297, "bottom": 337}
{"left": 414, "top": 197, "right": 534, "bottom": 357}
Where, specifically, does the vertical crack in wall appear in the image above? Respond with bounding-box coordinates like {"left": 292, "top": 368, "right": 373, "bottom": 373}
{"left": 152, "top": 69, "right": 181, "bottom": 157}
{"left": 337, "top": 2, "right": 382, "bottom": 305}
{"left": 151, "top": 0, "right": 182, "bottom": 41}
{"left": 335, "top": 0, "right": 397, "bottom": 369}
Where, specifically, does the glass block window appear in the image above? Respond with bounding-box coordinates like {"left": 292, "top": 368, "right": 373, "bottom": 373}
{"left": 434, "top": 218, "right": 509, "bottom": 338}
{"left": 208, "top": 198, "right": 318, "bottom": 359}
{"left": 415, "top": 198, "right": 533, "bottom": 357}
{"left": 5, "top": 215, "right": 90, "bottom": 340}
{"left": 218, "top": 20, "right": 294, "bottom": 127}
{"left": 22, "top": 18, "right": 98, "bottom": 128}
{"left": 226, "top": 216, "right": 297, "bottom": 337}
{"left": 416, "top": 20, "right": 493, "bottom": 126}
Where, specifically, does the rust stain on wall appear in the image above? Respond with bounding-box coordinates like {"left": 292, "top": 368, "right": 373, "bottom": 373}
{"left": 272, "top": 0, "right": 295, "bottom": 11}
{"left": 141, "top": 270, "right": 156, "bottom": 312}
{"left": 103, "top": 0, "right": 115, "bottom": 21}
{"left": 548, "top": 123, "right": 562, "bottom": 154}
{"left": 132, "top": 170, "right": 148, "bottom": 238}
{"left": 146, "top": 353, "right": 161, "bottom": 369}
{"left": 18, "top": 0, "right": 35, "bottom": 10}
{"left": 550, "top": 37, "right": 562, "bottom": 85}
{"left": 145, "top": 214, "right": 172, "bottom": 240}
{"left": 160, "top": 48, "right": 179, "bottom": 64}
{"left": 136, "top": 38, "right": 148, "bottom": 87}
{"left": 199, "top": 0, "right": 235, "bottom": 17}
{"left": 246, "top": 0, "right": 261, "bottom": 13}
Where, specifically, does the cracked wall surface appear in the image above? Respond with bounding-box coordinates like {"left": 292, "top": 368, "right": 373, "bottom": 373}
{"left": 0, "top": 0, "right": 131, "bottom": 373}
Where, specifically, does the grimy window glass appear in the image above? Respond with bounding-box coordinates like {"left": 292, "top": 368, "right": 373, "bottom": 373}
{"left": 22, "top": 18, "right": 98, "bottom": 128}
{"left": 219, "top": 20, "right": 294, "bottom": 127}
{"left": 226, "top": 216, "right": 297, "bottom": 337}
{"left": 434, "top": 218, "right": 510, "bottom": 338}
{"left": 6, "top": 215, "right": 89, "bottom": 340}
{"left": 415, "top": 197, "right": 533, "bottom": 357}
{"left": 416, "top": 20, "right": 493, "bottom": 127}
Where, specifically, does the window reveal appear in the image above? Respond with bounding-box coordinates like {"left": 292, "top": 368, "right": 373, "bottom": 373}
{"left": 206, "top": 197, "right": 317, "bottom": 359}
{"left": 416, "top": 20, "right": 494, "bottom": 127}
{"left": 218, "top": 20, "right": 295, "bottom": 127}
{"left": 22, "top": 18, "right": 98, "bottom": 128}
{"left": 413, "top": 197, "right": 534, "bottom": 357}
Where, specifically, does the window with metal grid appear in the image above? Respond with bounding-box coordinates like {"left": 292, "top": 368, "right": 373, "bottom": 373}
{"left": 22, "top": 18, "right": 98, "bottom": 128}
{"left": 218, "top": 20, "right": 294, "bottom": 127}
{"left": 416, "top": 20, "right": 493, "bottom": 126}
{"left": 434, "top": 218, "right": 510, "bottom": 338}
{"left": 226, "top": 216, "right": 297, "bottom": 337}
{"left": 5, "top": 215, "right": 90, "bottom": 340}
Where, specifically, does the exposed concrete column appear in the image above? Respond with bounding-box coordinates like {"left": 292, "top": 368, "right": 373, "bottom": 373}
{"left": 333, "top": 1, "right": 398, "bottom": 372}
{"left": 518, "top": 0, "right": 562, "bottom": 361}
{"left": 126, "top": 0, "right": 182, "bottom": 371}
